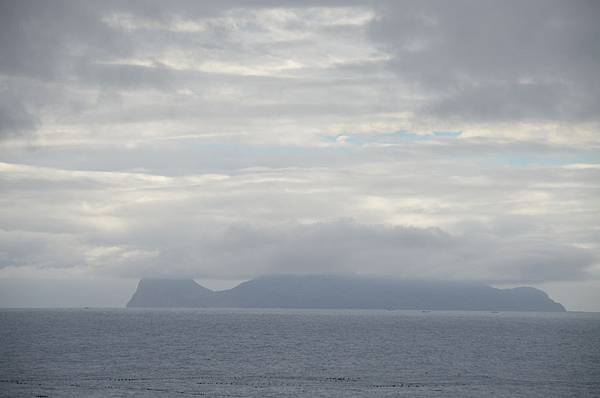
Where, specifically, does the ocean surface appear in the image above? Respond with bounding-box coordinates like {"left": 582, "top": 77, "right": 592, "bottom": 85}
{"left": 1, "top": 309, "right": 599, "bottom": 397}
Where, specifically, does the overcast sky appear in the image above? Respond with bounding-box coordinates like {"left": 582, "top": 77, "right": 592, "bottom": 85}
{"left": 1, "top": 0, "right": 599, "bottom": 310}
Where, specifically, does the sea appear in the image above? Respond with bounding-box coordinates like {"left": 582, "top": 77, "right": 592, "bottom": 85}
{"left": 1, "top": 309, "right": 599, "bottom": 397}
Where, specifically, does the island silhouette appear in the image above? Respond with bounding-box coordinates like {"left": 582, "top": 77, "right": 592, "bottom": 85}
{"left": 126, "top": 275, "right": 565, "bottom": 311}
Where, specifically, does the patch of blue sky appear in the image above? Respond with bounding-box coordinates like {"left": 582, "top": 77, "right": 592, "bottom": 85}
{"left": 433, "top": 131, "right": 462, "bottom": 138}
{"left": 321, "top": 130, "right": 462, "bottom": 145}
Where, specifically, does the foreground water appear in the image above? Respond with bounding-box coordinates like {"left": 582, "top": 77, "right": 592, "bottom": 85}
{"left": 1, "top": 309, "right": 599, "bottom": 397}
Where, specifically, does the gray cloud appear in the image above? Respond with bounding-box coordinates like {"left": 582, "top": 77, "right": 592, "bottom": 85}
{"left": 78, "top": 63, "right": 175, "bottom": 91}
{"left": 0, "top": 230, "right": 86, "bottom": 270}
{"left": 0, "top": 220, "right": 591, "bottom": 284}
{"left": 370, "top": 0, "right": 600, "bottom": 123}
{"left": 0, "top": 88, "right": 39, "bottom": 137}
{"left": 0, "top": 0, "right": 131, "bottom": 80}
{"left": 165, "top": 221, "right": 592, "bottom": 283}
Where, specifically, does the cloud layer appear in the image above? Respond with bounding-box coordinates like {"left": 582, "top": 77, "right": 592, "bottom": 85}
{"left": 372, "top": 0, "right": 600, "bottom": 124}
{"left": 0, "top": 158, "right": 598, "bottom": 284}
{"left": 0, "top": 1, "right": 599, "bottom": 308}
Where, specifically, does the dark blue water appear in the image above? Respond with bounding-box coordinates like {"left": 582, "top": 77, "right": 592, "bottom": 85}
{"left": 1, "top": 309, "right": 599, "bottom": 397}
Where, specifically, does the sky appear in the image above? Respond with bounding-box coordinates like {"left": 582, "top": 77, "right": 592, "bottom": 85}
{"left": 1, "top": 0, "right": 599, "bottom": 310}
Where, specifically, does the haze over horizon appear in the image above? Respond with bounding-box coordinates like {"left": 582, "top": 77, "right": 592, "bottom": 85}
{"left": 1, "top": 1, "right": 599, "bottom": 311}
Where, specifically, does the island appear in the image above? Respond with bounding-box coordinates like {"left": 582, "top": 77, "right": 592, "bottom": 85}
{"left": 126, "top": 274, "right": 565, "bottom": 311}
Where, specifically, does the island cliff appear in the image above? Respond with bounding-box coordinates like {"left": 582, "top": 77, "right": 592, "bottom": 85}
{"left": 127, "top": 275, "right": 566, "bottom": 312}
